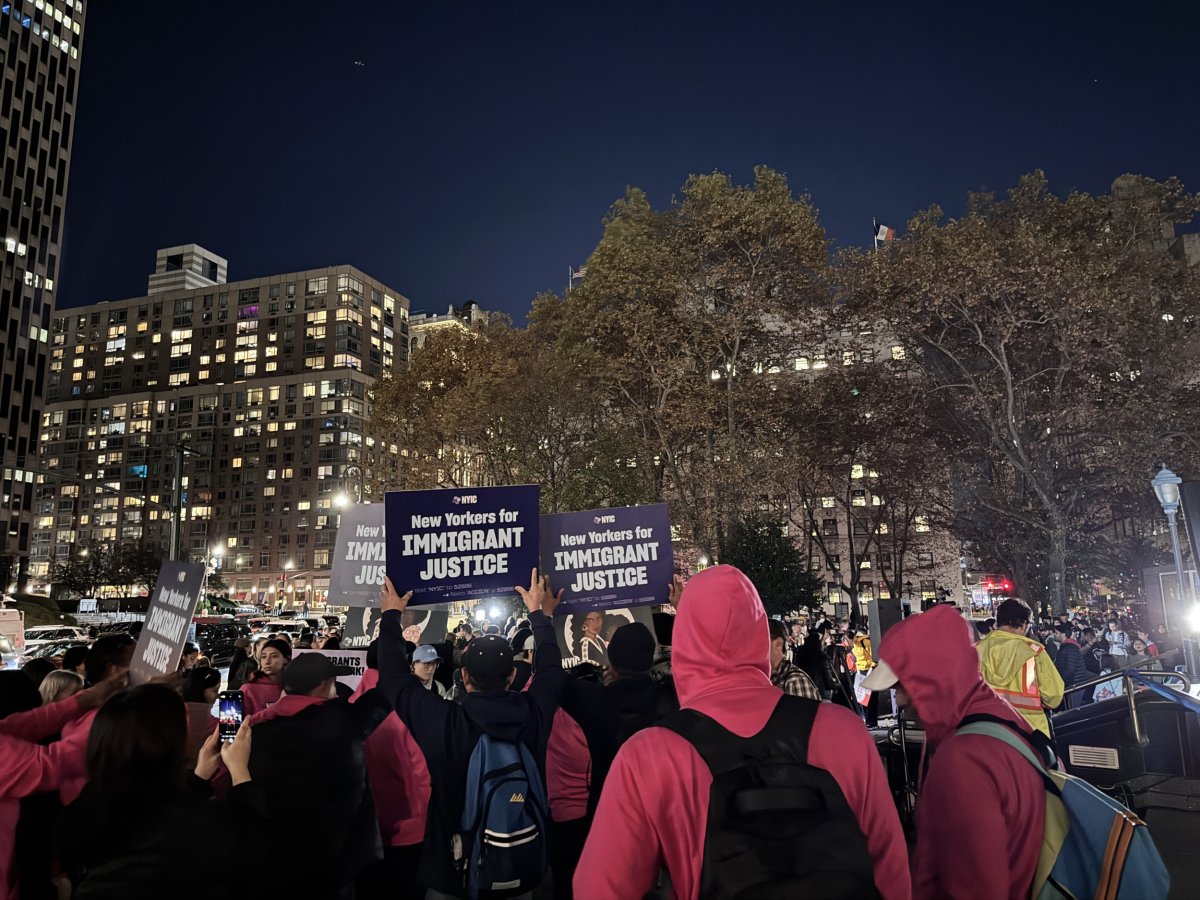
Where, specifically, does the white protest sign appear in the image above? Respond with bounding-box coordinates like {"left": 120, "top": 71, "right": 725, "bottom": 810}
{"left": 329, "top": 504, "right": 387, "bottom": 606}
{"left": 293, "top": 648, "right": 368, "bottom": 690}
{"left": 129, "top": 561, "right": 206, "bottom": 685}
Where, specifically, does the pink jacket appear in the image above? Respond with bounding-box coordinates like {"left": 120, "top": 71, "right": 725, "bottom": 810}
{"left": 55, "top": 705, "right": 99, "bottom": 806}
{"left": 351, "top": 669, "right": 431, "bottom": 846}
{"left": 241, "top": 672, "right": 284, "bottom": 717}
{"left": 873, "top": 605, "right": 1045, "bottom": 899}
{"left": 545, "top": 707, "right": 590, "bottom": 822}
{"left": 0, "top": 695, "right": 91, "bottom": 900}
{"left": 573, "top": 565, "right": 910, "bottom": 900}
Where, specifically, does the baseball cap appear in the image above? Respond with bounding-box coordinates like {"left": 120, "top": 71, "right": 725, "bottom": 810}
{"left": 461, "top": 634, "right": 515, "bottom": 681}
{"left": 860, "top": 659, "right": 899, "bottom": 692}
{"left": 412, "top": 644, "right": 440, "bottom": 664}
{"left": 283, "top": 653, "right": 336, "bottom": 695}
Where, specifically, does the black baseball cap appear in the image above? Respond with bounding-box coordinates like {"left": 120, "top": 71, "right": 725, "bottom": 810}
{"left": 461, "top": 635, "right": 515, "bottom": 681}
{"left": 283, "top": 653, "right": 336, "bottom": 695}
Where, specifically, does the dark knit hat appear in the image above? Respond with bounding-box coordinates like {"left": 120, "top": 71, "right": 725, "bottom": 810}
{"left": 263, "top": 638, "right": 293, "bottom": 660}
{"left": 607, "top": 622, "right": 656, "bottom": 675}
{"left": 283, "top": 653, "right": 336, "bottom": 695}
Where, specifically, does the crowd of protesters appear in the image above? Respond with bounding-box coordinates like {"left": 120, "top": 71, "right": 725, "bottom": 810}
{"left": 0, "top": 568, "right": 1180, "bottom": 899}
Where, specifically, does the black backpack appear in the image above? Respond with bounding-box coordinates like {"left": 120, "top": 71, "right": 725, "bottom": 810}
{"left": 660, "top": 695, "right": 881, "bottom": 900}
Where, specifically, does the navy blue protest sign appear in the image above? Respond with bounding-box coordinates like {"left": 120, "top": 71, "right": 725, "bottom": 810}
{"left": 540, "top": 503, "right": 674, "bottom": 613}
{"left": 385, "top": 485, "right": 540, "bottom": 605}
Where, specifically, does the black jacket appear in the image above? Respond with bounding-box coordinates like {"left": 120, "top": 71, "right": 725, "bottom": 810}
{"left": 555, "top": 671, "right": 679, "bottom": 821}
{"left": 247, "top": 691, "right": 391, "bottom": 895}
{"left": 380, "top": 607, "right": 565, "bottom": 895}
{"left": 1053, "top": 640, "right": 1088, "bottom": 693}
{"left": 55, "top": 776, "right": 266, "bottom": 900}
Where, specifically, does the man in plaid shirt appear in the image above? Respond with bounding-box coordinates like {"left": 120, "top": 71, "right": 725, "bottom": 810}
{"left": 768, "top": 618, "right": 822, "bottom": 700}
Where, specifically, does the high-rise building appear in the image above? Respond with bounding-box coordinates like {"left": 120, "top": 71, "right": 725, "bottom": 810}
{"left": 32, "top": 246, "right": 411, "bottom": 608}
{"left": 0, "top": 0, "right": 87, "bottom": 589}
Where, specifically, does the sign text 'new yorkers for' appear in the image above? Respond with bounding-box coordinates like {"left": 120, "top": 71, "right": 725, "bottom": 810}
{"left": 385, "top": 485, "right": 540, "bottom": 605}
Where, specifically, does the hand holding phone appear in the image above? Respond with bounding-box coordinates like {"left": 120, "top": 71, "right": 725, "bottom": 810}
{"left": 218, "top": 690, "right": 244, "bottom": 743}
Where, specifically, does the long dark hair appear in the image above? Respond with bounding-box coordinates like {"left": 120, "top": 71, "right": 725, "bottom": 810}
{"left": 181, "top": 666, "right": 221, "bottom": 703}
{"left": 85, "top": 685, "right": 188, "bottom": 804}
{"left": 84, "top": 633, "right": 136, "bottom": 686}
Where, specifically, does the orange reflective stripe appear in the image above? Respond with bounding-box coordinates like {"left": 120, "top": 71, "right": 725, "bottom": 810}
{"left": 994, "top": 688, "right": 1044, "bottom": 711}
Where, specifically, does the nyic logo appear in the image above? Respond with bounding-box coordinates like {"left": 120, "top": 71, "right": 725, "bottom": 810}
{"left": 593, "top": 514, "right": 616, "bottom": 525}
{"left": 454, "top": 495, "right": 478, "bottom": 505}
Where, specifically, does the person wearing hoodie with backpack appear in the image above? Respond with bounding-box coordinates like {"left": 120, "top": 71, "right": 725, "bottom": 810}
{"left": 573, "top": 565, "right": 909, "bottom": 900}
{"left": 860, "top": 604, "right": 1046, "bottom": 900}
{"left": 379, "top": 570, "right": 565, "bottom": 898}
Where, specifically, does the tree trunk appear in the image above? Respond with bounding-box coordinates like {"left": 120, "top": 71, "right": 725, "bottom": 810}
{"left": 1049, "top": 526, "right": 1068, "bottom": 617}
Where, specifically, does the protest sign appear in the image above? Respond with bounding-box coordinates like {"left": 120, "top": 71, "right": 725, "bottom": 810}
{"left": 540, "top": 503, "right": 673, "bottom": 613}
{"left": 342, "top": 605, "right": 450, "bottom": 650}
{"left": 385, "top": 485, "right": 540, "bottom": 605}
{"left": 129, "top": 561, "right": 206, "bottom": 685}
{"left": 329, "top": 503, "right": 387, "bottom": 606}
{"left": 553, "top": 605, "right": 658, "bottom": 669}
{"left": 293, "top": 648, "right": 368, "bottom": 690}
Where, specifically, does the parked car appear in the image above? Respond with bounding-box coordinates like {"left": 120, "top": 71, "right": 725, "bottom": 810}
{"left": 195, "top": 623, "right": 250, "bottom": 664}
{"left": 23, "top": 625, "right": 89, "bottom": 650}
{"left": 22, "top": 640, "right": 88, "bottom": 663}
{"left": 97, "top": 620, "right": 143, "bottom": 637}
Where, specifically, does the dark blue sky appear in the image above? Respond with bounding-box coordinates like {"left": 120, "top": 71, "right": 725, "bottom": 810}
{"left": 59, "top": 1, "right": 1200, "bottom": 318}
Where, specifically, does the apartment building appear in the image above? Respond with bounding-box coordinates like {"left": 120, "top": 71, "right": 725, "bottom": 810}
{"left": 32, "top": 245, "right": 410, "bottom": 608}
{"left": 0, "top": 0, "right": 87, "bottom": 589}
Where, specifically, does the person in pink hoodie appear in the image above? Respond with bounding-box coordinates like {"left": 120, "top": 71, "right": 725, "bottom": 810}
{"left": 351, "top": 641, "right": 432, "bottom": 900}
{"left": 573, "top": 565, "right": 910, "bottom": 900}
{"left": 0, "top": 674, "right": 124, "bottom": 900}
{"left": 240, "top": 638, "right": 291, "bottom": 717}
{"left": 859, "top": 604, "right": 1046, "bottom": 900}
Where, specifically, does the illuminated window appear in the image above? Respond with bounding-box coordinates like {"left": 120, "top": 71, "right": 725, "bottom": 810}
{"left": 306, "top": 277, "right": 328, "bottom": 294}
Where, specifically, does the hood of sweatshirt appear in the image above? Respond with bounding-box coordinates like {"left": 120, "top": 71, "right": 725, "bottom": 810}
{"left": 462, "top": 688, "right": 532, "bottom": 742}
{"left": 977, "top": 629, "right": 1042, "bottom": 685}
{"left": 874, "top": 605, "right": 1024, "bottom": 745}
{"left": 673, "top": 565, "right": 774, "bottom": 711}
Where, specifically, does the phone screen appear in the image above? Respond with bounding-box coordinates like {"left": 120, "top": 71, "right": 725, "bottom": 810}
{"left": 218, "top": 691, "right": 244, "bottom": 743}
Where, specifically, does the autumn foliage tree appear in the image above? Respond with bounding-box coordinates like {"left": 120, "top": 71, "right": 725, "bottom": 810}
{"left": 840, "top": 172, "right": 1200, "bottom": 613}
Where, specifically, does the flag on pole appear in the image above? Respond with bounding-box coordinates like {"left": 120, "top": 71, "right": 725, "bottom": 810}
{"left": 874, "top": 221, "right": 896, "bottom": 243}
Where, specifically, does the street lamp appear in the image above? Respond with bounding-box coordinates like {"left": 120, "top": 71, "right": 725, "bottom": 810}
{"left": 1151, "top": 466, "right": 1188, "bottom": 628}
{"left": 1152, "top": 465, "right": 1200, "bottom": 672}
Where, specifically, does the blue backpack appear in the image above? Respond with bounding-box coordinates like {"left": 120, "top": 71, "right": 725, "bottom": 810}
{"left": 460, "top": 733, "right": 549, "bottom": 899}
{"left": 956, "top": 717, "right": 1170, "bottom": 899}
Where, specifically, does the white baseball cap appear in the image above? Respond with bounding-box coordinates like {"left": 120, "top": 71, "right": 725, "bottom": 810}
{"left": 860, "top": 658, "right": 900, "bottom": 691}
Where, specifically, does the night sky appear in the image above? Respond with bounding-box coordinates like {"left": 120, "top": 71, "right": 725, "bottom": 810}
{"left": 59, "top": 1, "right": 1200, "bottom": 319}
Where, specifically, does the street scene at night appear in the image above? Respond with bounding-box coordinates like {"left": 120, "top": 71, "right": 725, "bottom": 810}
{"left": 4, "top": 2, "right": 1200, "bottom": 898}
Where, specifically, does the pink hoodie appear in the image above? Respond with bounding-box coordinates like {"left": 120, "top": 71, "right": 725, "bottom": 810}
{"left": 351, "top": 669, "right": 431, "bottom": 846}
{"left": 0, "top": 695, "right": 90, "bottom": 900}
{"left": 546, "top": 707, "right": 590, "bottom": 822}
{"left": 872, "top": 605, "right": 1044, "bottom": 900}
{"left": 241, "top": 671, "right": 284, "bottom": 717}
{"left": 573, "top": 565, "right": 910, "bottom": 900}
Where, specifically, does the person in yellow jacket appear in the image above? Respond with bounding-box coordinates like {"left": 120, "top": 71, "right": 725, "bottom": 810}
{"left": 976, "top": 598, "right": 1065, "bottom": 736}
{"left": 851, "top": 629, "right": 879, "bottom": 726}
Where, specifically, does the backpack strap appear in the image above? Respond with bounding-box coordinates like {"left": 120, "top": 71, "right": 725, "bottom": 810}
{"left": 956, "top": 721, "right": 1061, "bottom": 797}
{"left": 658, "top": 695, "right": 818, "bottom": 776}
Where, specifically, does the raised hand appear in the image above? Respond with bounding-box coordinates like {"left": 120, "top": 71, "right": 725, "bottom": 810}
{"left": 381, "top": 575, "right": 412, "bottom": 613}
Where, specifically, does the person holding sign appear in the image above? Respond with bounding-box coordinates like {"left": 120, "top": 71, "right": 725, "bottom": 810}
{"left": 378, "top": 569, "right": 565, "bottom": 898}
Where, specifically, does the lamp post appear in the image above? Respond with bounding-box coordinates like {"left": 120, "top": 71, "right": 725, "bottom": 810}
{"left": 342, "top": 464, "right": 365, "bottom": 504}
{"left": 1151, "top": 465, "right": 1199, "bottom": 674}
{"left": 1151, "top": 466, "right": 1188, "bottom": 628}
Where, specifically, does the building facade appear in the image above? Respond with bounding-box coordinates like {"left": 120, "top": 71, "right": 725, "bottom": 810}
{"left": 1, "top": 0, "right": 86, "bottom": 589}
{"left": 32, "top": 246, "right": 410, "bottom": 608}
{"left": 408, "top": 300, "right": 489, "bottom": 353}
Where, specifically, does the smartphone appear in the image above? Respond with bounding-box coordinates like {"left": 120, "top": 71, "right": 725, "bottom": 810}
{"left": 218, "top": 690, "right": 244, "bottom": 743}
